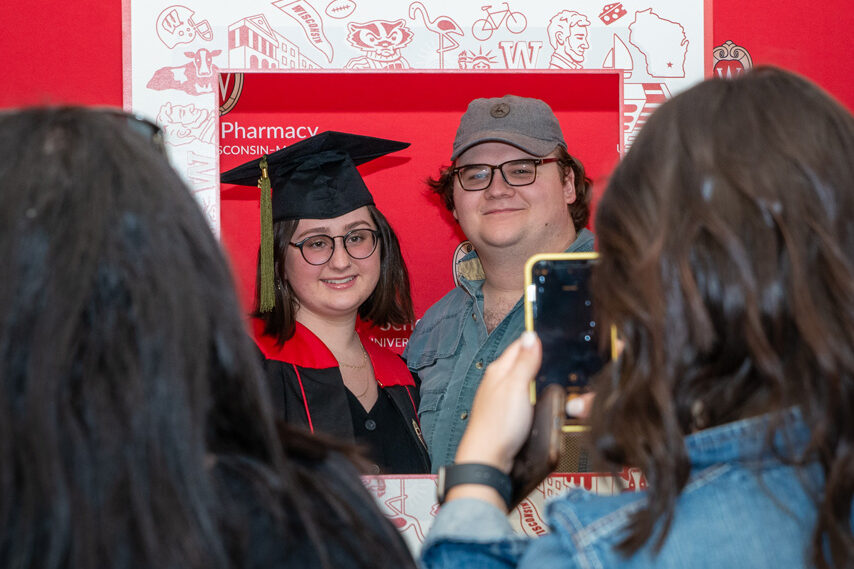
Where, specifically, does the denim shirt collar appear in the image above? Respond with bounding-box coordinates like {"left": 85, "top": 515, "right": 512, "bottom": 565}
{"left": 685, "top": 407, "right": 810, "bottom": 467}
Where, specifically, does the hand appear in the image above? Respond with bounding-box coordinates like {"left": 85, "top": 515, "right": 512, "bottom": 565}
{"left": 454, "top": 331, "right": 542, "bottom": 474}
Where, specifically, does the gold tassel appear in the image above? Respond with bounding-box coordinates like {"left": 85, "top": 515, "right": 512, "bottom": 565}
{"left": 258, "top": 156, "right": 275, "bottom": 312}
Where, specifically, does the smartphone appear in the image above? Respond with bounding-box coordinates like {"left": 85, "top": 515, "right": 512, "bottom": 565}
{"left": 508, "top": 253, "right": 612, "bottom": 486}
{"left": 524, "top": 253, "right": 610, "bottom": 403}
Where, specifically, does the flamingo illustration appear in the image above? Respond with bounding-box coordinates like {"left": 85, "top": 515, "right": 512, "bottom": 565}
{"left": 408, "top": 1, "right": 464, "bottom": 69}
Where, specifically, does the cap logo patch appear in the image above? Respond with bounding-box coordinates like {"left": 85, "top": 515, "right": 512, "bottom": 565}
{"left": 490, "top": 103, "right": 510, "bottom": 118}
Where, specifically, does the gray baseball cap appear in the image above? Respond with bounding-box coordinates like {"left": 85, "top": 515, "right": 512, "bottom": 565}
{"left": 451, "top": 94, "right": 567, "bottom": 160}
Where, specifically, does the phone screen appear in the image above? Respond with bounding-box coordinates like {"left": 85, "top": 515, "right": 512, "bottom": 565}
{"left": 527, "top": 257, "right": 608, "bottom": 397}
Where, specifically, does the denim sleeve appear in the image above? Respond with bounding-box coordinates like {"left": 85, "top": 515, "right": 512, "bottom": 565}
{"left": 420, "top": 499, "right": 530, "bottom": 569}
{"left": 421, "top": 499, "right": 586, "bottom": 569}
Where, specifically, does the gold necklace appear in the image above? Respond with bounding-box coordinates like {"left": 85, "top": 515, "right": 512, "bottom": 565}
{"left": 350, "top": 368, "right": 374, "bottom": 398}
{"left": 339, "top": 344, "right": 368, "bottom": 369}
{"left": 339, "top": 343, "right": 373, "bottom": 398}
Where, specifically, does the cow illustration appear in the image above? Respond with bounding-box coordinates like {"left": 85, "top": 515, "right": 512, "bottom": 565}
{"left": 147, "top": 48, "right": 222, "bottom": 96}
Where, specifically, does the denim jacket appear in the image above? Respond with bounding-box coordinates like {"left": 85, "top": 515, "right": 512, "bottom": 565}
{"left": 403, "top": 229, "right": 595, "bottom": 471}
{"left": 421, "top": 409, "right": 845, "bottom": 569}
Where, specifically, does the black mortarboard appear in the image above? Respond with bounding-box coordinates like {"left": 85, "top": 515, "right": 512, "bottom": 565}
{"left": 220, "top": 130, "right": 410, "bottom": 221}
{"left": 220, "top": 131, "right": 409, "bottom": 312}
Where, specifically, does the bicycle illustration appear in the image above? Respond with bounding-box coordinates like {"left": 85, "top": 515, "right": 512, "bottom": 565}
{"left": 472, "top": 3, "right": 527, "bottom": 41}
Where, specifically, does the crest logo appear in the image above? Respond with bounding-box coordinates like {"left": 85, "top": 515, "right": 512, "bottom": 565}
{"left": 218, "top": 73, "right": 245, "bottom": 116}
{"left": 712, "top": 40, "right": 753, "bottom": 79}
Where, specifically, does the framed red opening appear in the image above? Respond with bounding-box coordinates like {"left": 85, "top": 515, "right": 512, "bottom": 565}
{"left": 219, "top": 70, "right": 623, "bottom": 351}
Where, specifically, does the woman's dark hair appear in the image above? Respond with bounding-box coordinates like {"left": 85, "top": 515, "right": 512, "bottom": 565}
{"left": 426, "top": 145, "right": 593, "bottom": 231}
{"left": 253, "top": 204, "right": 415, "bottom": 345}
{"left": 0, "top": 107, "right": 416, "bottom": 569}
{"left": 590, "top": 67, "right": 854, "bottom": 569}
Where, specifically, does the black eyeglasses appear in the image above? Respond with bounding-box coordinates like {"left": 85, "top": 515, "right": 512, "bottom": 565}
{"left": 452, "top": 157, "right": 560, "bottom": 191}
{"left": 289, "top": 228, "right": 379, "bottom": 265}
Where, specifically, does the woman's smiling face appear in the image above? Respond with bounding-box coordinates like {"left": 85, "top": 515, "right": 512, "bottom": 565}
{"left": 284, "top": 206, "right": 381, "bottom": 322}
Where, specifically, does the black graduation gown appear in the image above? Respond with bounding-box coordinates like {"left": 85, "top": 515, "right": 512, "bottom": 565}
{"left": 253, "top": 320, "right": 430, "bottom": 473}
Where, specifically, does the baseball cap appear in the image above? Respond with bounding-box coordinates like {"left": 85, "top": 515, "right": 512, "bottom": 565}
{"left": 451, "top": 94, "right": 567, "bottom": 160}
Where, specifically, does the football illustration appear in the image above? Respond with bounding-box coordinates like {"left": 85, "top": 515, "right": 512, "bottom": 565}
{"left": 326, "top": 0, "right": 357, "bottom": 19}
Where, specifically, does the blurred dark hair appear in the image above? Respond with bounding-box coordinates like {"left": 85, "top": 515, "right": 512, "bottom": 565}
{"left": 0, "top": 107, "right": 415, "bottom": 569}
{"left": 427, "top": 145, "right": 592, "bottom": 231}
{"left": 253, "top": 205, "right": 414, "bottom": 345}
{"left": 590, "top": 67, "right": 854, "bottom": 569}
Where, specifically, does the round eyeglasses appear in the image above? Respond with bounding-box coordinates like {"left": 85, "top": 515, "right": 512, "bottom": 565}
{"left": 289, "top": 228, "right": 379, "bottom": 265}
{"left": 452, "top": 157, "right": 560, "bottom": 191}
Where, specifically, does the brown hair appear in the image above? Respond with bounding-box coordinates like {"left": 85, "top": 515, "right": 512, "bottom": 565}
{"left": 426, "top": 145, "right": 592, "bottom": 231}
{"left": 590, "top": 67, "right": 854, "bottom": 568}
{"left": 253, "top": 205, "right": 414, "bottom": 344}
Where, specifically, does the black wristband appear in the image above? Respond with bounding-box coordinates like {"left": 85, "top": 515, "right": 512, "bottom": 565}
{"left": 436, "top": 463, "right": 513, "bottom": 509}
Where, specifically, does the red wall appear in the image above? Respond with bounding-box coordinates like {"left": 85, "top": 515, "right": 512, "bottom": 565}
{"left": 0, "top": 0, "right": 123, "bottom": 108}
{"left": 2, "top": 1, "right": 852, "bottom": 110}
{"left": 714, "top": 1, "right": 854, "bottom": 111}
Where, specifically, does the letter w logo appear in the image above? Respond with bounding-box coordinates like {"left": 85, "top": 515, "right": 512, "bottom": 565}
{"left": 498, "top": 41, "right": 542, "bottom": 69}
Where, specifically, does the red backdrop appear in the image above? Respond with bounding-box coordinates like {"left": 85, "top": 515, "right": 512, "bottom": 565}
{"left": 218, "top": 71, "right": 623, "bottom": 323}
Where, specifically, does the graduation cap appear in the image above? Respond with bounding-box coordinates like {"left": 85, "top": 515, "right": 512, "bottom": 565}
{"left": 220, "top": 130, "right": 410, "bottom": 312}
